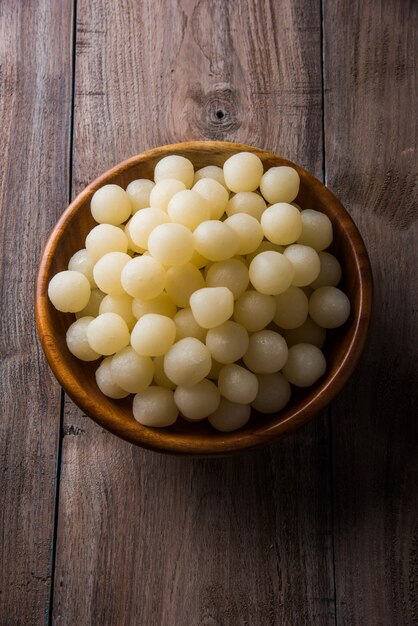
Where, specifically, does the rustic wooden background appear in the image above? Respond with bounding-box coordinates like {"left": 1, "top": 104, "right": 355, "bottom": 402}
{"left": 1, "top": 1, "right": 417, "bottom": 624}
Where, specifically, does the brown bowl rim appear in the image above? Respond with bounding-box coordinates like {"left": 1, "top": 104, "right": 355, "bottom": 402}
{"left": 35, "top": 140, "right": 373, "bottom": 456}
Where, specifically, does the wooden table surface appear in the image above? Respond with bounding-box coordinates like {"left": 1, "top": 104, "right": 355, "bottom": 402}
{"left": 1, "top": 1, "right": 417, "bottom": 625}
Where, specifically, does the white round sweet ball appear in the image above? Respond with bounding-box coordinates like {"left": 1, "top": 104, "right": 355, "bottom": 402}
{"left": 190, "top": 249, "right": 210, "bottom": 269}
{"left": 126, "top": 178, "right": 155, "bottom": 214}
{"left": 206, "top": 321, "right": 249, "bottom": 364}
{"left": 283, "top": 244, "right": 321, "bottom": 286}
{"left": 283, "top": 316, "right": 326, "bottom": 349}
{"left": 149, "top": 178, "right": 186, "bottom": 211}
{"left": 68, "top": 249, "right": 96, "bottom": 287}
{"left": 154, "top": 155, "right": 194, "bottom": 188}
{"left": 193, "top": 220, "right": 239, "bottom": 262}
{"left": 310, "top": 252, "right": 342, "bottom": 289}
{"left": 190, "top": 287, "right": 234, "bottom": 329}
{"left": 174, "top": 379, "right": 221, "bottom": 420}
{"left": 233, "top": 290, "right": 276, "bottom": 332}
{"left": 246, "top": 240, "right": 285, "bottom": 264}
{"left": 282, "top": 343, "right": 326, "bottom": 387}
{"left": 95, "top": 357, "right": 130, "bottom": 399}
{"left": 99, "top": 293, "right": 136, "bottom": 330}
{"left": 193, "top": 165, "right": 227, "bottom": 189}
{"left": 167, "top": 189, "right": 211, "bottom": 231}
{"left": 48, "top": 270, "right": 91, "bottom": 313}
{"left": 153, "top": 355, "right": 176, "bottom": 389}
{"left": 120, "top": 255, "right": 166, "bottom": 300}
{"left": 249, "top": 251, "right": 295, "bottom": 295}
{"left": 148, "top": 222, "right": 195, "bottom": 266}
{"left": 66, "top": 316, "right": 101, "bottom": 361}
{"left": 85, "top": 224, "right": 129, "bottom": 260}
{"left": 298, "top": 209, "right": 333, "bottom": 251}
{"left": 224, "top": 213, "right": 264, "bottom": 255}
{"left": 128, "top": 207, "right": 169, "bottom": 250}
{"left": 174, "top": 308, "right": 207, "bottom": 342}
{"left": 251, "top": 373, "right": 291, "bottom": 414}
{"left": 132, "top": 292, "right": 176, "bottom": 320}
{"left": 90, "top": 184, "right": 132, "bottom": 225}
{"left": 226, "top": 191, "right": 267, "bottom": 220}
{"left": 110, "top": 346, "right": 154, "bottom": 393}
{"left": 243, "top": 330, "right": 288, "bottom": 374}
{"left": 164, "top": 337, "right": 212, "bottom": 386}
{"left": 309, "top": 286, "right": 351, "bottom": 329}
{"left": 133, "top": 386, "right": 178, "bottom": 427}
{"left": 261, "top": 203, "right": 302, "bottom": 245}
{"left": 218, "top": 364, "right": 258, "bottom": 404}
{"left": 76, "top": 288, "right": 105, "bottom": 319}
{"left": 223, "top": 152, "right": 264, "bottom": 192}
{"left": 192, "top": 178, "right": 229, "bottom": 220}
{"left": 273, "top": 286, "right": 309, "bottom": 329}
{"left": 205, "top": 259, "right": 249, "bottom": 300}
{"left": 208, "top": 398, "right": 251, "bottom": 432}
{"left": 131, "top": 313, "right": 176, "bottom": 357}
{"left": 165, "top": 263, "right": 205, "bottom": 308}
{"left": 93, "top": 251, "right": 131, "bottom": 295}
{"left": 87, "top": 312, "right": 130, "bottom": 355}
{"left": 259, "top": 166, "right": 300, "bottom": 204}
{"left": 123, "top": 219, "right": 144, "bottom": 253}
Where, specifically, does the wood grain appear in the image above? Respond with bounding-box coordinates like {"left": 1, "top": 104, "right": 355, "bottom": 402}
{"left": 0, "top": 1, "right": 73, "bottom": 624}
{"left": 52, "top": 0, "right": 336, "bottom": 624}
{"left": 324, "top": 0, "right": 418, "bottom": 624}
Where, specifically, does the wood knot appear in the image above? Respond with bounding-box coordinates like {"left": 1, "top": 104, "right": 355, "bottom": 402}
{"left": 194, "top": 87, "right": 241, "bottom": 137}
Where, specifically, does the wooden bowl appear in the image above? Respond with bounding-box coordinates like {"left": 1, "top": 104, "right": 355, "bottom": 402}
{"left": 36, "top": 141, "right": 372, "bottom": 455}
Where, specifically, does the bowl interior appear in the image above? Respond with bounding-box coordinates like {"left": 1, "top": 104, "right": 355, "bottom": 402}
{"left": 36, "top": 141, "right": 372, "bottom": 455}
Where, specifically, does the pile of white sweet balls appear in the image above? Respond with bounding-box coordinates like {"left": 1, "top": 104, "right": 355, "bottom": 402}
{"left": 48, "top": 151, "right": 351, "bottom": 432}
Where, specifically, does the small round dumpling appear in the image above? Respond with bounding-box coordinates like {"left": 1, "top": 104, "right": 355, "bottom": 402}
{"left": 66, "top": 316, "right": 101, "bottom": 361}
{"left": 309, "top": 286, "right": 351, "bottom": 329}
{"left": 110, "top": 346, "right": 154, "bottom": 393}
{"left": 174, "top": 379, "right": 220, "bottom": 420}
{"left": 68, "top": 249, "right": 96, "bottom": 286}
{"left": 249, "top": 251, "right": 294, "bottom": 295}
{"left": 87, "top": 312, "right": 130, "bottom": 355}
{"left": 226, "top": 192, "right": 267, "bottom": 220}
{"left": 121, "top": 256, "right": 166, "bottom": 300}
{"left": 48, "top": 270, "right": 91, "bottom": 313}
{"left": 192, "top": 178, "right": 229, "bottom": 220}
{"left": 273, "top": 286, "right": 309, "bottom": 329}
{"left": 223, "top": 152, "right": 263, "bottom": 193}
{"left": 208, "top": 398, "right": 251, "bottom": 432}
{"left": 224, "top": 213, "right": 264, "bottom": 254}
{"left": 233, "top": 290, "right": 276, "bottom": 332}
{"left": 132, "top": 293, "right": 176, "bottom": 320}
{"left": 128, "top": 207, "right": 169, "bottom": 249}
{"left": 282, "top": 343, "right": 326, "bottom": 387}
{"left": 85, "top": 224, "right": 129, "bottom": 260}
{"left": 148, "top": 223, "right": 195, "bottom": 266}
{"left": 149, "top": 179, "right": 186, "bottom": 211}
{"left": 298, "top": 209, "right": 333, "bottom": 251}
{"left": 259, "top": 166, "right": 300, "bottom": 204}
{"left": 99, "top": 293, "right": 137, "bottom": 330}
{"left": 246, "top": 240, "right": 285, "bottom": 264}
{"left": 131, "top": 314, "right": 176, "bottom": 357}
{"left": 153, "top": 355, "right": 176, "bottom": 389}
{"left": 124, "top": 220, "right": 145, "bottom": 253}
{"left": 283, "top": 244, "right": 320, "bottom": 287}
{"left": 205, "top": 259, "right": 249, "bottom": 300}
{"left": 206, "top": 321, "right": 249, "bottom": 364}
{"left": 189, "top": 249, "right": 209, "bottom": 269}
{"left": 167, "top": 189, "right": 210, "bottom": 230}
{"left": 90, "top": 184, "right": 132, "bottom": 225}
{"left": 165, "top": 263, "right": 206, "bottom": 308}
{"left": 174, "top": 308, "right": 207, "bottom": 342}
{"left": 218, "top": 364, "right": 258, "bottom": 404}
{"left": 190, "top": 287, "right": 234, "bottom": 329}
{"left": 251, "top": 373, "right": 291, "bottom": 414}
{"left": 93, "top": 252, "right": 131, "bottom": 295}
{"left": 95, "top": 357, "right": 130, "bottom": 399}
{"left": 310, "top": 252, "right": 342, "bottom": 289}
{"left": 283, "top": 316, "right": 326, "bottom": 348}
{"left": 193, "top": 221, "right": 239, "bottom": 261}
{"left": 193, "top": 165, "right": 227, "bottom": 189}
{"left": 126, "top": 178, "right": 155, "bottom": 213}
{"left": 164, "top": 337, "right": 212, "bottom": 386}
{"left": 76, "top": 288, "right": 105, "bottom": 319}
{"left": 261, "top": 203, "right": 302, "bottom": 245}
{"left": 154, "top": 155, "right": 194, "bottom": 188}
{"left": 243, "top": 330, "right": 288, "bottom": 374}
{"left": 133, "top": 386, "right": 178, "bottom": 427}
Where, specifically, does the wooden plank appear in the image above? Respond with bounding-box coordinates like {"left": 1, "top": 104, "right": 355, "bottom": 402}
{"left": 53, "top": 1, "right": 335, "bottom": 624}
{"left": 324, "top": 1, "right": 418, "bottom": 624}
{"left": 0, "top": 1, "right": 74, "bottom": 624}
